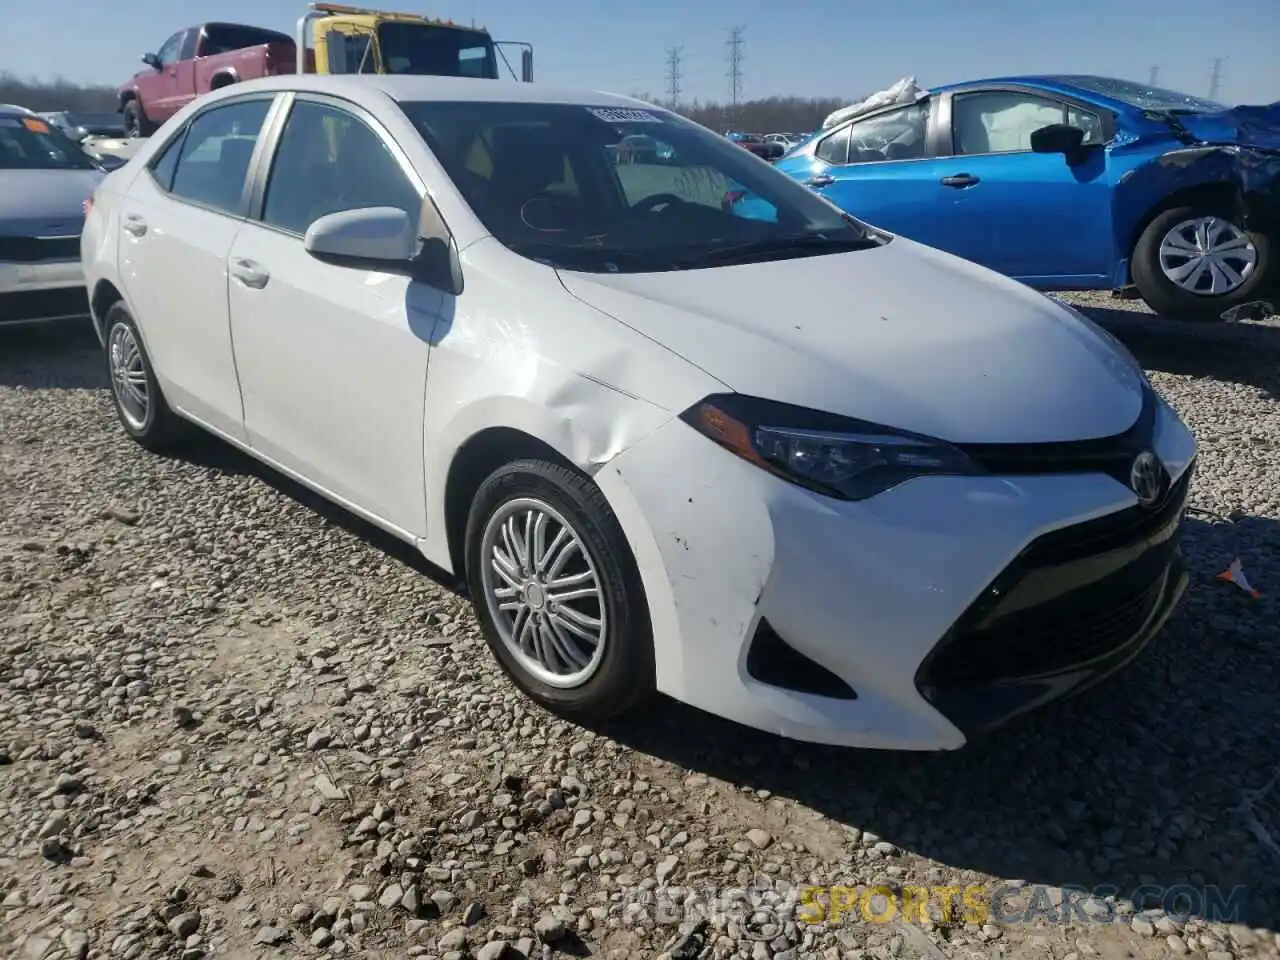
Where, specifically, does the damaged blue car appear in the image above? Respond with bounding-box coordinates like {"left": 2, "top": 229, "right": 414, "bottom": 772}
{"left": 735, "top": 75, "right": 1280, "bottom": 321}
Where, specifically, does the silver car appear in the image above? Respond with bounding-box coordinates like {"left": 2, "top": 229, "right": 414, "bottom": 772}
{"left": 0, "top": 106, "right": 105, "bottom": 327}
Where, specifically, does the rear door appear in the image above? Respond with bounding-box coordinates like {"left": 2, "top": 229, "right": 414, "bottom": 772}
{"left": 799, "top": 99, "right": 962, "bottom": 252}
{"left": 116, "top": 94, "right": 279, "bottom": 441}
{"left": 928, "top": 86, "right": 1115, "bottom": 282}
{"left": 225, "top": 93, "right": 442, "bottom": 536}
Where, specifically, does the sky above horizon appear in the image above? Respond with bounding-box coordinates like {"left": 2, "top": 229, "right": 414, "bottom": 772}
{"left": 6, "top": 0, "right": 1279, "bottom": 107}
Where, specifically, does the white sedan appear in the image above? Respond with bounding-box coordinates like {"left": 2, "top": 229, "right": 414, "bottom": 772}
{"left": 82, "top": 74, "right": 1198, "bottom": 750}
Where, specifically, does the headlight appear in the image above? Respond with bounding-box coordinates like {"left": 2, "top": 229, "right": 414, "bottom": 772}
{"left": 679, "top": 394, "right": 984, "bottom": 501}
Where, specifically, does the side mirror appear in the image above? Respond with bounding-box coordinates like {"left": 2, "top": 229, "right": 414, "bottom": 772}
{"left": 304, "top": 205, "right": 461, "bottom": 294}
{"left": 521, "top": 48, "right": 533, "bottom": 83}
{"left": 1030, "top": 123, "right": 1087, "bottom": 157}
{"left": 142, "top": 52, "right": 161, "bottom": 70}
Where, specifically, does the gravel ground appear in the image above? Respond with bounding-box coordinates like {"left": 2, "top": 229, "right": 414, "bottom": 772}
{"left": 2, "top": 292, "right": 1280, "bottom": 960}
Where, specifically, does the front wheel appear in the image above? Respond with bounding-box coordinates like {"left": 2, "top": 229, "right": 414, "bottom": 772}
{"left": 1131, "top": 205, "right": 1273, "bottom": 322}
{"left": 464, "top": 459, "right": 655, "bottom": 724}
{"left": 121, "top": 99, "right": 155, "bottom": 138}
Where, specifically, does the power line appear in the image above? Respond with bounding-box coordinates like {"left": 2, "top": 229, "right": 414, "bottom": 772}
{"left": 1147, "top": 64, "right": 1160, "bottom": 86}
{"left": 726, "top": 25, "right": 745, "bottom": 127}
{"left": 665, "top": 46, "right": 683, "bottom": 106}
{"left": 1209, "top": 57, "right": 1226, "bottom": 100}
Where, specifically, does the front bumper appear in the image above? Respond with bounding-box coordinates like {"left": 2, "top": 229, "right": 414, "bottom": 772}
{"left": 0, "top": 258, "right": 90, "bottom": 327}
{"left": 595, "top": 390, "right": 1197, "bottom": 751}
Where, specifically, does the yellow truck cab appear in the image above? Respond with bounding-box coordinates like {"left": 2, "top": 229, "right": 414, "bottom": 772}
{"left": 294, "top": 3, "right": 533, "bottom": 82}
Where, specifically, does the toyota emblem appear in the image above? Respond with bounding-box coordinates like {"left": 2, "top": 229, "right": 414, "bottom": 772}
{"left": 1129, "top": 451, "right": 1164, "bottom": 507}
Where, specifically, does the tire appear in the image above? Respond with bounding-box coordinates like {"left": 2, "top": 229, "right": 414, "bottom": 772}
{"left": 1130, "top": 204, "right": 1274, "bottom": 322}
{"left": 102, "top": 302, "right": 187, "bottom": 450}
{"left": 121, "top": 99, "right": 155, "bottom": 138}
{"left": 464, "top": 458, "right": 655, "bottom": 724}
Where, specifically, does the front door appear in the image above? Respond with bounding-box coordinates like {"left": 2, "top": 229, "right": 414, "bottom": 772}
{"left": 226, "top": 95, "right": 441, "bottom": 537}
{"left": 928, "top": 89, "right": 1114, "bottom": 283}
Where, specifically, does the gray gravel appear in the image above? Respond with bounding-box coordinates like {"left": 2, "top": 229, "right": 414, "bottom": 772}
{"left": 2, "top": 294, "right": 1279, "bottom": 960}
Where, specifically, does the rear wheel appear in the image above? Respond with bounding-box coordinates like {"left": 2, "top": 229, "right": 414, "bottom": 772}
{"left": 103, "top": 302, "right": 187, "bottom": 450}
{"left": 464, "top": 459, "right": 656, "bottom": 724}
{"left": 1131, "top": 204, "right": 1273, "bottom": 322}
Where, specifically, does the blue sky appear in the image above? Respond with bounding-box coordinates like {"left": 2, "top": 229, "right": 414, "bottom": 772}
{"left": 8, "top": 0, "right": 1279, "bottom": 106}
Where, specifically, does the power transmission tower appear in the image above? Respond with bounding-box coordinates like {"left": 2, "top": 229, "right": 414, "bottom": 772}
{"left": 1209, "top": 57, "right": 1226, "bottom": 100}
{"left": 1147, "top": 64, "right": 1160, "bottom": 86}
{"left": 665, "top": 46, "right": 683, "bottom": 107}
{"left": 726, "top": 26, "right": 745, "bottom": 128}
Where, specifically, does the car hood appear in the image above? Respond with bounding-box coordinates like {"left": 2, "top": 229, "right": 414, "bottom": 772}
{"left": 1176, "top": 102, "right": 1280, "bottom": 151}
{"left": 0, "top": 168, "right": 103, "bottom": 232}
{"left": 557, "top": 238, "right": 1146, "bottom": 444}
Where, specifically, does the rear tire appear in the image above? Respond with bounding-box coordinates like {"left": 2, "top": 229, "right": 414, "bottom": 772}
{"left": 1131, "top": 204, "right": 1273, "bottom": 322}
{"left": 102, "top": 302, "right": 187, "bottom": 450}
{"left": 464, "top": 458, "right": 656, "bottom": 724}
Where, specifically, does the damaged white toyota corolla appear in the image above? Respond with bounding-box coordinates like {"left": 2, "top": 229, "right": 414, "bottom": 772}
{"left": 81, "top": 75, "right": 1198, "bottom": 749}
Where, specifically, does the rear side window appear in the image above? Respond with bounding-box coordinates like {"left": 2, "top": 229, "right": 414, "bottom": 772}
{"left": 166, "top": 98, "right": 272, "bottom": 214}
{"left": 259, "top": 100, "right": 420, "bottom": 235}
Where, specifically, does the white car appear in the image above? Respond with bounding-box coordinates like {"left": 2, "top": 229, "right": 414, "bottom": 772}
{"left": 81, "top": 75, "right": 1198, "bottom": 750}
{"left": 1, "top": 106, "right": 104, "bottom": 327}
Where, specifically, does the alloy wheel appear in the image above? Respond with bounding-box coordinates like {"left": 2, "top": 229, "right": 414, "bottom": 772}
{"left": 108, "top": 322, "right": 149, "bottom": 430}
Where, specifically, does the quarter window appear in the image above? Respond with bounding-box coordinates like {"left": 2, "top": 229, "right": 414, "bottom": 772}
{"left": 166, "top": 98, "right": 272, "bottom": 214}
{"left": 260, "top": 100, "right": 421, "bottom": 236}
{"left": 952, "top": 91, "right": 1103, "bottom": 155}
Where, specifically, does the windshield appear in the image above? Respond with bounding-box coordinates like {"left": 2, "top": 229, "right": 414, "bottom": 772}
{"left": 1052, "top": 75, "right": 1228, "bottom": 114}
{"left": 0, "top": 115, "right": 97, "bottom": 170}
{"left": 376, "top": 22, "right": 497, "bottom": 78}
{"left": 400, "top": 100, "right": 880, "bottom": 274}
{"left": 65, "top": 113, "right": 127, "bottom": 135}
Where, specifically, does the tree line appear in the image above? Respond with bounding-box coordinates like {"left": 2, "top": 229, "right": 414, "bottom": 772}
{"left": 630, "top": 94, "right": 851, "bottom": 135}
{"left": 2, "top": 74, "right": 850, "bottom": 135}
{"left": 0, "top": 74, "right": 118, "bottom": 112}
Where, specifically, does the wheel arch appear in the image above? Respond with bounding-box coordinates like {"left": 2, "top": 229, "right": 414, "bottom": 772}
{"left": 209, "top": 70, "right": 239, "bottom": 91}
{"left": 442, "top": 425, "right": 583, "bottom": 582}
{"left": 1126, "top": 181, "right": 1243, "bottom": 260}
{"left": 90, "top": 279, "right": 125, "bottom": 344}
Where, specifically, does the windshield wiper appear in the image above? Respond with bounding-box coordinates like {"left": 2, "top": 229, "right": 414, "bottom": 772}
{"left": 670, "top": 233, "right": 882, "bottom": 268}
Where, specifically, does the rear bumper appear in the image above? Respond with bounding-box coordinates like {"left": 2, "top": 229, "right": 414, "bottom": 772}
{"left": 0, "top": 259, "right": 89, "bottom": 326}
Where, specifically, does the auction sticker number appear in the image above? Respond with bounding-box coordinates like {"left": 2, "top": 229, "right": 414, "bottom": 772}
{"left": 587, "top": 107, "right": 663, "bottom": 124}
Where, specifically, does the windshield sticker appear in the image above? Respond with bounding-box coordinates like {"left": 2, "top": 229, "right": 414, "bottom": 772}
{"left": 587, "top": 107, "right": 662, "bottom": 124}
{"left": 22, "top": 117, "right": 50, "bottom": 133}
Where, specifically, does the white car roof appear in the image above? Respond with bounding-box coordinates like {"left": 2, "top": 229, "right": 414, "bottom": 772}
{"left": 201, "top": 73, "right": 657, "bottom": 109}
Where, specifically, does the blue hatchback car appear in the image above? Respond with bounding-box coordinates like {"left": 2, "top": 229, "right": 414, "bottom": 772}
{"left": 734, "top": 75, "right": 1280, "bottom": 321}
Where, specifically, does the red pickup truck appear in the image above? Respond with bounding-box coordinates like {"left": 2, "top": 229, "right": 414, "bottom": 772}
{"left": 118, "top": 23, "right": 296, "bottom": 137}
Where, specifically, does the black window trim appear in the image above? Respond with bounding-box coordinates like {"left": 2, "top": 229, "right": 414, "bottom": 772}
{"left": 936, "top": 83, "right": 1118, "bottom": 159}
{"left": 244, "top": 90, "right": 430, "bottom": 242}
{"left": 813, "top": 95, "right": 941, "bottom": 168}
{"left": 141, "top": 92, "right": 287, "bottom": 221}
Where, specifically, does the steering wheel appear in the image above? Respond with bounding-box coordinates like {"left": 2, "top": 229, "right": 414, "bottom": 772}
{"left": 632, "top": 193, "right": 688, "bottom": 214}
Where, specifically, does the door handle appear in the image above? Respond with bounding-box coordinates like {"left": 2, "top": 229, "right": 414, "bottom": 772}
{"left": 122, "top": 214, "right": 147, "bottom": 237}
{"left": 940, "top": 173, "right": 980, "bottom": 188}
{"left": 806, "top": 174, "right": 835, "bottom": 187}
{"left": 230, "top": 258, "right": 269, "bottom": 289}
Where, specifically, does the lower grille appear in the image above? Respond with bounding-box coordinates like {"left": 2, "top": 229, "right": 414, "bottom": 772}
{"left": 0, "top": 235, "right": 81, "bottom": 263}
{"left": 0, "top": 287, "right": 90, "bottom": 323}
{"left": 916, "top": 461, "right": 1193, "bottom": 732}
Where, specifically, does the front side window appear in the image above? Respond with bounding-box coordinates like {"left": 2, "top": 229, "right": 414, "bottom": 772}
{"left": 260, "top": 100, "right": 420, "bottom": 236}
{"left": 401, "top": 100, "right": 882, "bottom": 274}
{"left": 376, "top": 23, "right": 497, "bottom": 79}
{"left": 952, "top": 91, "right": 1101, "bottom": 155}
{"left": 0, "top": 114, "right": 97, "bottom": 171}
{"left": 156, "top": 31, "right": 184, "bottom": 67}
{"left": 844, "top": 101, "right": 930, "bottom": 163}
{"left": 167, "top": 98, "right": 272, "bottom": 213}
{"left": 326, "top": 30, "right": 376, "bottom": 74}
